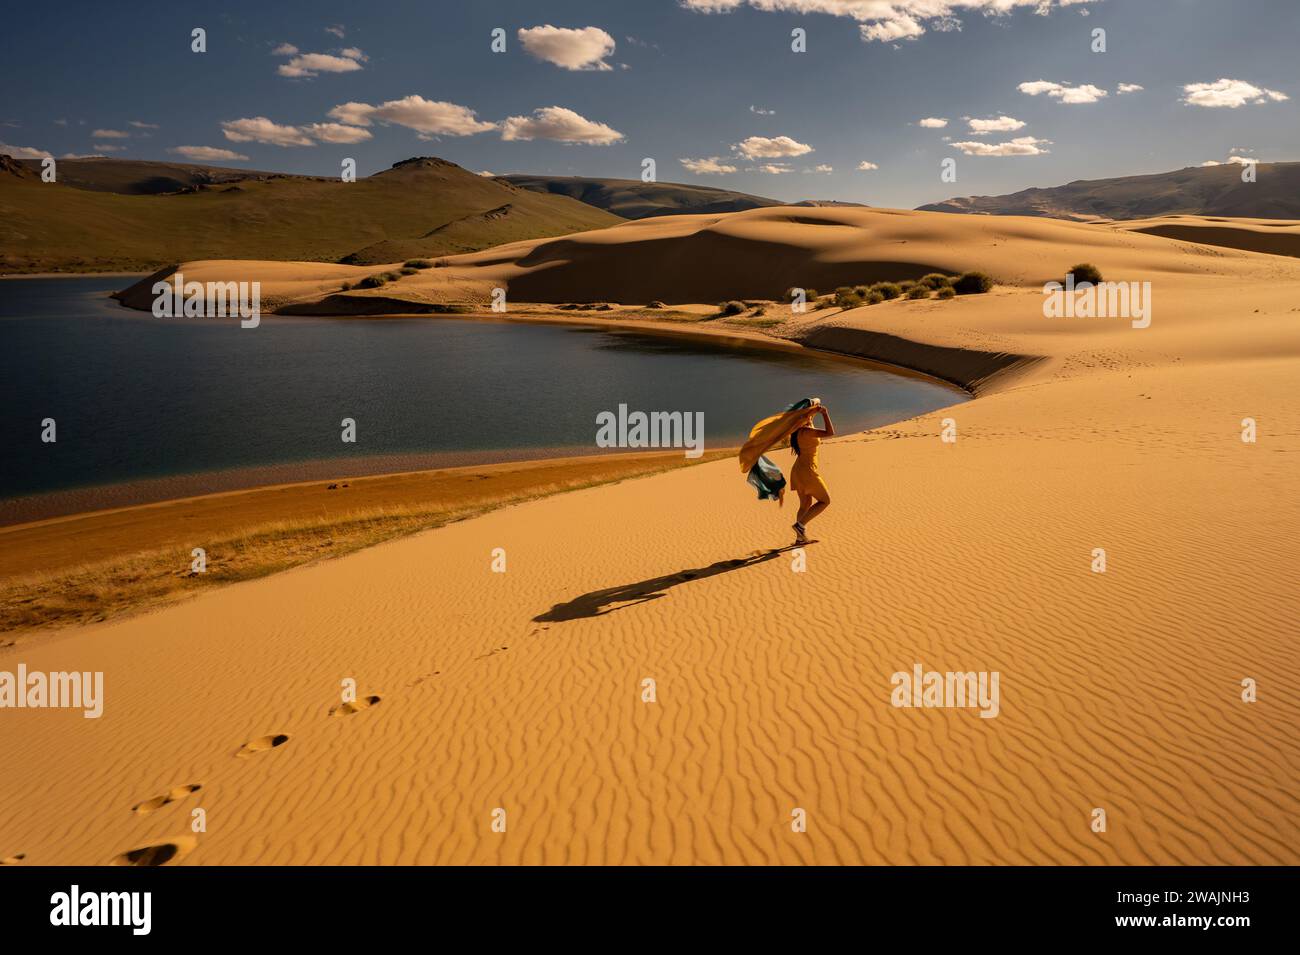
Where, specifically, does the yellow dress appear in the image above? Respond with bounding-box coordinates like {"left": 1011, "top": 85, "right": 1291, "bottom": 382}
{"left": 790, "top": 428, "right": 829, "bottom": 500}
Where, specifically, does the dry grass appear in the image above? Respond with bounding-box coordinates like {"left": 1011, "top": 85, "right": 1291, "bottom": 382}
{"left": 0, "top": 451, "right": 729, "bottom": 635}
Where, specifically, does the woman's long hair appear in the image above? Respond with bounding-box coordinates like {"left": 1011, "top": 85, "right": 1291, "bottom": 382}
{"left": 790, "top": 428, "right": 801, "bottom": 457}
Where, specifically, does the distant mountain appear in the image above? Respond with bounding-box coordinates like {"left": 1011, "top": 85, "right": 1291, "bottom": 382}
{"left": 0, "top": 156, "right": 622, "bottom": 273}
{"left": 496, "top": 174, "right": 789, "bottom": 219}
{"left": 917, "top": 162, "right": 1300, "bottom": 221}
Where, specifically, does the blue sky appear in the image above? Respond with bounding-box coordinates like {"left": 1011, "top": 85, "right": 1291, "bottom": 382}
{"left": 2, "top": 0, "right": 1296, "bottom": 207}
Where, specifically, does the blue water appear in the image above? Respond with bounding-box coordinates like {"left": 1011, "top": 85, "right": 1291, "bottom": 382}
{"left": 0, "top": 277, "right": 964, "bottom": 500}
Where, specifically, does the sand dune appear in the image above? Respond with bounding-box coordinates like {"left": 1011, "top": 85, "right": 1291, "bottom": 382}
{"left": 1112, "top": 215, "right": 1300, "bottom": 259}
{"left": 5, "top": 210, "right": 1299, "bottom": 865}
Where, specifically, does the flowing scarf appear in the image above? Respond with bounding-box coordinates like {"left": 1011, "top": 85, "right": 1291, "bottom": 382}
{"left": 739, "top": 398, "right": 817, "bottom": 504}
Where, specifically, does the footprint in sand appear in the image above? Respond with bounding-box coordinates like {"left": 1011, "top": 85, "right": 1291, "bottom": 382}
{"left": 1, "top": 853, "right": 26, "bottom": 865}
{"left": 475, "top": 646, "right": 509, "bottom": 660}
{"left": 329, "top": 694, "right": 381, "bottom": 717}
{"left": 112, "top": 836, "right": 197, "bottom": 867}
{"left": 407, "top": 670, "right": 441, "bottom": 687}
{"left": 235, "top": 733, "right": 290, "bottom": 758}
{"left": 131, "top": 783, "right": 202, "bottom": 814}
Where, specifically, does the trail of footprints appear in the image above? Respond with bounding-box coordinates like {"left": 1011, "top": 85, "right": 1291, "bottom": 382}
{"left": 14, "top": 630, "right": 540, "bottom": 866}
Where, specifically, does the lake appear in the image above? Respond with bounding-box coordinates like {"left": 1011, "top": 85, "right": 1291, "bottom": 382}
{"left": 0, "top": 277, "right": 965, "bottom": 512}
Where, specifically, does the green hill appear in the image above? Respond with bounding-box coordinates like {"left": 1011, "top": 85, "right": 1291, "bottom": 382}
{"left": 0, "top": 156, "right": 623, "bottom": 273}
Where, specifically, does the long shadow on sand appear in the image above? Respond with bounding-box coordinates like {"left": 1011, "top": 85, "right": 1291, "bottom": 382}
{"left": 533, "top": 544, "right": 808, "bottom": 623}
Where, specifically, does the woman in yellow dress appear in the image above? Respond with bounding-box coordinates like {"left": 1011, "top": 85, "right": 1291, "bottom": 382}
{"left": 790, "top": 403, "right": 834, "bottom": 544}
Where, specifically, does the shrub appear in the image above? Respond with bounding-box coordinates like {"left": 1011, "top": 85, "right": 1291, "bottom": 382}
{"left": 719, "top": 300, "right": 746, "bottom": 316}
{"left": 871, "top": 282, "right": 903, "bottom": 300}
{"left": 865, "top": 290, "right": 885, "bottom": 305}
{"left": 853, "top": 285, "right": 870, "bottom": 296}
{"left": 356, "top": 274, "right": 388, "bottom": 289}
{"left": 952, "top": 271, "right": 993, "bottom": 295}
{"left": 936, "top": 285, "right": 956, "bottom": 299}
{"left": 1067, "top": 262, "right": 1103, "bottom": 285}
{"left": 906, "top": 284, "right": 930, "bottom": 300}
{"left": 919, "top": 272, "right": 952, "bottom": 290}
{"left": 647, "top": 300, "right": 667, "bottom": 309}
{"left": 834, "top": 286, "right": 865, "bottom": 309}
{"left": 404, "top": 259, "right": 434, "bottom": 269}
{"left": 339, "top": 282, "right": 353, "bottom": 292}
{"left": 399, "top": 267, "right": 419, "bottom": 276}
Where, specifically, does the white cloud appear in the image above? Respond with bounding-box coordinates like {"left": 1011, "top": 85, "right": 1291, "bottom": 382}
{"left": 92, "top": 143, "right": 126, "bottom": 152}
{"left": 278, "top": 51, "right": 365, "bottom": 78}
{"left": 949, "top": 135, "right": 1051, "bottom": 156}
{"left": 917, "top": 117, "right": 948, "bottom": 128}
{"left": 222, "top": 116, "right": 315, "bottom": 147}
{"left": 752, "top": 163, "right": 794, "bottom": 174}
{"left": 967, "top": 115, "right": 1025, "bottom": 134}
{"left": 92, "top": 128, "right": 130, "bottom": 139}
{"left": 1116, "top": 83, "right": 1143, "bottom": 94}
{"left": 329, "top": 96, "right": 497, "bottom": 136}
{"left": 1182, "top": 78, "right": 1288, "bottom": 108}
{"left": 857, "top": 160, "right": 879, "bottom": 170}
{"left": 129, "top": 121, "right": 160, "bottom": 129}
{"left": 500, "top": 106, "right": 624, "bottom": 144}
{"left": 272, "top": 43, "right": 299, "bottom": 56}
{"left": 1203, "top": 155, "right": 1259, "bottom": 166}
{"left": 806, "top": 164, "right": 834, "bottom": 173}
{"left": 0, "top": 142, "right": 53, "bottom": 159}
{"left": 679, "top": 1, "right": 1100, "bottom": 45}
{"left": 169, "top": 146, "right": 250, "bottom": 162}
{"left": 303, "top": 122, "right": 373, "bottom": 144}
{"left": 750, "top": 105, "right": 775, "bottom": 115}
{"left": 680, "top": 156, "right": 739, "bottom": 174}
{"left": 518, "top": 25, "right": 616, "bottom": 71}
{"left": 732, "top": 134, "right": 813, "bottom": 159}
{"left": 325, "top": 25, "right": 345, "bottom": 39}
{"left": 59, "top": 153, "right": 106, "bottom": 159}
{"left": 1018, "top": 80, "right": 1107, "bottom": 103}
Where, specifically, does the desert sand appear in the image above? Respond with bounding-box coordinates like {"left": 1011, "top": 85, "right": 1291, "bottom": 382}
{"left": 3, "top": 207, "right": 1298, "bottom": 865}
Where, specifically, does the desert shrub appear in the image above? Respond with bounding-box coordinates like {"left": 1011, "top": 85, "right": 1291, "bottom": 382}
{"left": 399, "top": 267, "right": 418, "bottom": 276}
{"left": 919, "top": 272, "right": 952, "bottom": 290}
{"left": 752, "top": 305, "right": 767, "bottom": 316}
{"left": 339, "top": 282, "right": 353, "bottom": 291}
{"left": 356, "top": 274, "right": 388, "bottom": 289}
{"left": 865, "top": 290, "right": 885, "bottom": 305}
{"left": 647, "top": 300, "right": 666, "bottom": 308}
{"left": 719, "top": 300, "right": 746, "bottom": 316}
{"left": 871, "top": 282, "right": 903, "bottom": 300}
{"left": 404, "top": 259, "right": 434, "bottom": 269}
{"left": 952, "top": 271, "right": 993, "bottom": 294}
{"left": 834, "top": 286, "right": 864, "bottom": 309}
{"left": 936, "top": 285, "right": 956, "bottom": 299}
{"left": 1067, "top": 262, "right": 1103, "bottom": 285}
{"left": 906, "top": 285, "right": 930, "bottom": 300}
{"left": 853, "top": 285, "right": 870, "bottom": 296}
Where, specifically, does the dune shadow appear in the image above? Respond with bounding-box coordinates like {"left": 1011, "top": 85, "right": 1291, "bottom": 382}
{"left": 533, "top": 544, "right": 805, "bottom": 623}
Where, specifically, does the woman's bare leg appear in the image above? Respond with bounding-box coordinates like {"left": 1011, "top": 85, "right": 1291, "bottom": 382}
{"left": 802, "top": 496, "right": 830, "bottom": 525}
{"left": 795, "top": 492, "right": 814, "bottom": 526}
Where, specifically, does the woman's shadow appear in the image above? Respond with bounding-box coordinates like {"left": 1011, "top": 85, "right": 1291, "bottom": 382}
{"left": 533, "top": 543, "right": 810, "bottom": 623}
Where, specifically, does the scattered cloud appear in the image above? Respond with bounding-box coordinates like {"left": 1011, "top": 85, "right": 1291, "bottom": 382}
{"left": 857, "top": 160, "right": 879, "bottom": 170}
{"left": 1182, "top": 78, "right": 1288, "bottom": 108}
{"left": 222, "top": 116, "right": 316, "bottom": 147}
{"left": 967, "top": 115, "right": 1025, "bottom": 134}
{"left": 91, "top": 128, "right": 130, "bottom": 139}
{"left": 60, "top": 152, "right": 106, "bottom": 159}
{"left": 1116, "top": 83, "right": 1143, "bottom": 94}
{"left": 732, "top": 134, "right": 813, "bottom": 159}
{"left": 807, "top": 164, "right": 833, "bottom": 173}
{"left": 750, "top": 105, "right": 775, "bottom": 115}
{"left": 325, "top": 25, "right": 346, "bottom": 39}
{"left": 0, "top": 142, "right": 52, "bottom": 159}
{"left": 917, "top": 117, "right": 948, "bottom": 128}
{"left": 1201, "top": 155, "right": 1259, "bottom": 166}
{"left": 949, "top": 135, "right": 1051, "bottom": 156}
{"left": 129, "top": 121, "right": 160, "bottom": 129}
{"left": 678, "top": 1, "right": 1100, "bottom": 45}
{"left": 518, "top": 25, "right": 616, "bottom": 71}
{"left": 501, "top": 106, "right": 624, "bottom": 144}
{"left": 680, "top": 156, "right": 739, "bottom": 174}
{"left": 752, "top": 163, "right": 794, "bottom": 174}
{"left": 92, "top": 143, "right": 126, "bottom": 152}
{"left": 272, "top": 43, "right": 299, "bottom": 56}
{"left": 278, "top": 50, "right": 366, "bottom": 79}
{"left": 169, "top": 145, "right": 250, "bottom": 162}
{"left": 1018, "top": 80, "right": 1107, "bottom": 103}
{"left": 329, "top": 96, "right": 497, "bottom": 136}
{"left": 303, "top": 122, "right": 373, "bottom": 144}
